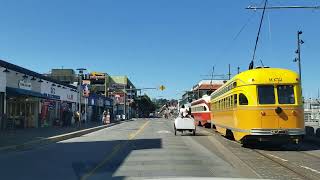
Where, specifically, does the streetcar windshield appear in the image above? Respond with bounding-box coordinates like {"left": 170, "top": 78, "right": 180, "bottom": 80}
{"left": 277, "top": 85, "right": 295, "bottom": 104}
{"left": 258, "top": 85, "right": 275, "bottom": 104}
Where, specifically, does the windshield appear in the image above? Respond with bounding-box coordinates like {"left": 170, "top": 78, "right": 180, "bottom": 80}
{"left": 258, "top": 85, "right": 275, "bottom": 104}
{"left": 278, "top": 85, "right": 295, "bottom": 104}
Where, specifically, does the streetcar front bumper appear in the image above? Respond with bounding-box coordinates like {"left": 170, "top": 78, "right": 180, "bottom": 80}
{"left": 250, "top": 128, "right": 305, "bottom": 136}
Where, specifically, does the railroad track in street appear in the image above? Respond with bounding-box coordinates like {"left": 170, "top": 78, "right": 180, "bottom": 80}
{"left": 253, "top": 149, "right": 320, "bottom": 180}
{"left": 198, "top": 126, "right": 320, "bottom": 180}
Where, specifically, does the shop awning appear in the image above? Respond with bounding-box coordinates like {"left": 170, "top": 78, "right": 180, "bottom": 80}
{"left": 6, "top": 87, "right": 45, "bottom": 98}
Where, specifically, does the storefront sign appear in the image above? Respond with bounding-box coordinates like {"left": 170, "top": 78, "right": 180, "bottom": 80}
{"left": 43, "top": 93, "right": 60, "bottom": 100}
{"left": 18, "top": 80, "right": 32, "bottom": 91}
{"left": 89, "top": 72, "right": 105, "bottom": 80}
{"left": 67, "top": 94, "right": 74, "bottom": 101}
{"left": 41, "top": 83, "right": 78, "bottom": 102}
{"left": 82, "top": 84, "right": 90, "bottom": 97}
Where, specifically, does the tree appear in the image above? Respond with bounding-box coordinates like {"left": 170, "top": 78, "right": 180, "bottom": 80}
{"left": 134, "top": 95, "right": 157, "bottom": 117}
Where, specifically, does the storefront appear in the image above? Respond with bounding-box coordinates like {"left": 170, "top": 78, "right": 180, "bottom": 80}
{"left": 5, "top": 73, "right": 42, "bottom": 129}
{"left": 60, "top": 88, "right": 78, "bottom": 125}
{"left": 104, "top": 97, "right": 113, "bottom": 122}
{"left": 40, "top": 81, "right": 78, "bottom": 127}
{"left": 87, "top": 94, "right": 113, "bottom": 122}
{"left": 0, "top": 68, "right": 6, "bottom": 129}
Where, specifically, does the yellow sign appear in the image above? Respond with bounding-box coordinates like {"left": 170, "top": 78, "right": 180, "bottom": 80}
{"left": 159, "top": 85, "right": 166, "bottom": 91}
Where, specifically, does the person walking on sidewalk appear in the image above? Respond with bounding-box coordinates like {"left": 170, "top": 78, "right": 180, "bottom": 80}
{"left": 81, "top": 110, "right": 85, "bottom": 124}
{"left": 102, "top": 110, "right": 110, "bottom": 125}
{"left": 102, "top": 110, "right": 106, "bottom": 125}
{"left": 74, "top": 111, "right": 80, "bottom": 128}
{"left": 105, "top": 110, "right": 111, "bottom": 124}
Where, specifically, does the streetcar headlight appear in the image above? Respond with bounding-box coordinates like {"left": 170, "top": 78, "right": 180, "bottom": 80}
{"left": 261, "top": 111, "right": 266, "bottom": 116}
{"left": 292, "top": 110, "right": 297, "bottom": 116}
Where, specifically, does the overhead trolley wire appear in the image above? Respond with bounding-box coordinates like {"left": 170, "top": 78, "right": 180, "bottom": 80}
{"left": 251, "top": 0, "right": 268, "bottom": 63}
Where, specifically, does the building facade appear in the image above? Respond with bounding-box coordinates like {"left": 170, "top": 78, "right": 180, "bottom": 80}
{"left": 108, "top": 76, "right": 137, "bottom": 119}
{"left": 0, "top": 60, "right": 78, "bottom": 130}
{"left": 179, "top": 80, "right": 224, "bottom": 108}
{"left": 48, "top": 69, "right": 77, "bottom": 84}
{"left": 304, "top": 98, "right": 320, "bottom": 126}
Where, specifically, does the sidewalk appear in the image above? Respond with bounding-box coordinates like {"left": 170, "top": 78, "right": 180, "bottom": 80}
{"left": 0, "top": 121, "right": 102, "bottom": 149}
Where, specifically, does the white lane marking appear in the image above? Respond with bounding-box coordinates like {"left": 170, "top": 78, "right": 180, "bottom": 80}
{"left": 267, "top": 153, "right": 288, "bottom": 162}
{"left": 300, "top": 165, "right": 320, "bottom": 174}
{"left": 157, "top": 130, "right": 172, "bottom": 134}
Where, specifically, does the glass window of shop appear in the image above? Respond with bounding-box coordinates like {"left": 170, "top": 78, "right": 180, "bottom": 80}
{"left": 6, "top": 96, "right": 39, "bottom": 128}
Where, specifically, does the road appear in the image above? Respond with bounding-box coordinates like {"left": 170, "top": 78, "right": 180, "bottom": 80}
{"left": 1, "top": 118, "right": 320, "bottom": 180}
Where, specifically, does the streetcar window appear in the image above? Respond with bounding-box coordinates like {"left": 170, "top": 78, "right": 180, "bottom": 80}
{"left": 239, "top": 93, "right": 248, "bottom": 105}
{"left": 234, "top": 94, "right": 238, "bottom": 106}
{"left": 231, "top": 95, "right": 234, "bottom": 108}
{"left": 277, "top": 85, "right": 295, "bottom": 104}
{"left": 258, "top": 85, "right": 275, "bottom": 104}
{"left": 203, "top": 106, "right": 207, "bottom": 111}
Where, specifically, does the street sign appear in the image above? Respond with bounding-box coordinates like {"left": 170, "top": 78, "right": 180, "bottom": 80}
{"left": 159, "top": 85, "right": 166, "bottom": 91}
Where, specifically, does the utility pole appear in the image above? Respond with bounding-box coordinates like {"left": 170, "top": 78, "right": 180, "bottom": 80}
{"left": 237, "top": 66, "right": 240, "bottom": 74}
{"left": 76, "top": 68, "right": 86, "bottom": 127}
{"left": 123, "top": 85, "right": 126, "bottom": 120}
{"left": 104, "top": 74, "right": 108, "bottom": 97}
{"left": 294, "top": 31, "right": 303, "bottom": 84}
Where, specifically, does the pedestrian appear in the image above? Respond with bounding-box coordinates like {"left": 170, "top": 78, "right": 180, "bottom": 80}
{"left": 179, "top": 105, "right": 188, "bottom": 118}
{"left": 106, "top": 110, "right": 111, "bottom": 124}
{"left": 74, "top": 111, "right": 80, "bottom": 128}
{"left": 102, "top": 110, "right": 106, "bottom": 125}
{"left": 81, "top": 110, "right": 85, "bottom": 124}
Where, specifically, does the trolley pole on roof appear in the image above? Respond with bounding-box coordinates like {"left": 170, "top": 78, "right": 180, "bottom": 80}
{"left": 228, "top": 64, "right": 231, "bottom": 80}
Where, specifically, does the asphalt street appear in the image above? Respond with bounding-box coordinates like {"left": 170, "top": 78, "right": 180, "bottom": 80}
{"left": 1, "top": 118, "right": 320, "bottom": 180}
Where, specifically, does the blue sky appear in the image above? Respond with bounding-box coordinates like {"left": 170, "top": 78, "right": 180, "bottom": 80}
{"left": 0, "top": 0, "right": 319, "bottom": 99}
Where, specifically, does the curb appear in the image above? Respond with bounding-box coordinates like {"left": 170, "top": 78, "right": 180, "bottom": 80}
{"left": 0, "top": 119, "right": 135, "bottom": 153}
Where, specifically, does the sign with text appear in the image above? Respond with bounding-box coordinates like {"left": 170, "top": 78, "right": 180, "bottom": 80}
{"left": 18, "top": 80, "right": 32, "bottom": 91}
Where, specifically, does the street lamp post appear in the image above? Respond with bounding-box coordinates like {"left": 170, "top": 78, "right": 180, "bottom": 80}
{"left": 123, "top": 85, "right": 126, "bottom": 120}
{"left": 76, "top": 68, "right": 86, "bottom": 126}
{"left": 294, "top": 31, "right": 304, "bottom": 85}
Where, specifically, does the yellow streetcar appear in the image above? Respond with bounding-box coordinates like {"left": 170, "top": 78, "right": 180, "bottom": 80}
{"left": 210, "top": 67, "right": 304, "bottom": 144}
